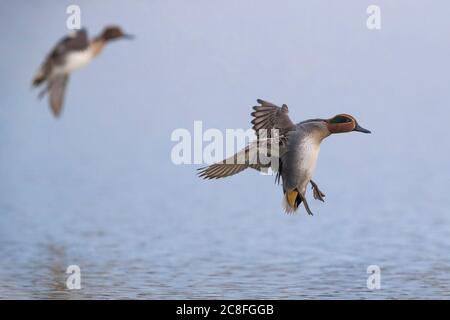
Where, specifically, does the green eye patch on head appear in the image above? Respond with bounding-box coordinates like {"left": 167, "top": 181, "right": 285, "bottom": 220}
{"left": 330, "top": 115, "right": 352, "bottom": 124}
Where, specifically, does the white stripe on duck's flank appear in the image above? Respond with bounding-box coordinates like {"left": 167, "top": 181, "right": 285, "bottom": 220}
{"left": 198, "top": 99, "right": 371, "bottom": 216}
{"left": 52, "top": 48, "right": 95, "bottom": 75}
{"left": 298, "top": 136, "right": 321, "bottom": 191}
{"left": 32, "top": 26, "right": 134, "bottom": 118}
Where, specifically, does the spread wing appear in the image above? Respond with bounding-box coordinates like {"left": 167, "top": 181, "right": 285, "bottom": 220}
{"left": 251, "top": 99, "right": 296, "bottom": 138}
{"left": 197, "top": 138, "right": 281, "bottom": 179}
{"left": 49, "top": 29, "right": 89, "bottom": 63}
{"left": 198, "top": 99, "right": 295, "bottom": 180}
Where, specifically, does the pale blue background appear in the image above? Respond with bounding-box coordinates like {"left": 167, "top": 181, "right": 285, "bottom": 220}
{"left": 0, "top": 0, "right": 449, "bottom": 299}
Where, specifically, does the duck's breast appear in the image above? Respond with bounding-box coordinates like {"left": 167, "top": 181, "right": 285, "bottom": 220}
{"left": 62, "top": 48, "right": 94, "bottom": 73}
{"left": 299, "top": 135, "right": 320, "bottom": 181}
{"left": 282, "top": 130, "right": 321, "bottom": 193}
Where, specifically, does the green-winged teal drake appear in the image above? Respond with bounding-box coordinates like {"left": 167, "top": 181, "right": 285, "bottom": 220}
{"left": 198, "top": 99, "right": 371, "bottom": 215}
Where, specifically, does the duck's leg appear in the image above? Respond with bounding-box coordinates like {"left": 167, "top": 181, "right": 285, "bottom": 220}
{"left": 297, "top": 192, "right": 314, "bottom": 216}
{"left": 310, "top": 180, "right": 325, "bottom": 202}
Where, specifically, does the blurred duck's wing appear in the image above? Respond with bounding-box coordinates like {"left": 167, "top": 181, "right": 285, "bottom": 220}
{"left": 49, "top": 29, "right": 89, "bottom": 62}
{"left": 48, "top": 74, "right": 69, "bottom": 117}
{"left": 33, "top": 29, "right": 89, "bottom": 86}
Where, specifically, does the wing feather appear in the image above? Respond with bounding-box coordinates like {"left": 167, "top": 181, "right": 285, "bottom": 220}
{"left": 197, "top": 138, "right": 281, "bottom": 179}
{"left": 251, "top": 99, "right": 295, "bottom": 137}
{"left": 198, "top": 99, "right": 295, "bottom": 180}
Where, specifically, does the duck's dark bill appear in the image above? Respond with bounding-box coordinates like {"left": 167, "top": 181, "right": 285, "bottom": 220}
{"left": 354, "top": 123, "right": 371, "bottom": 133}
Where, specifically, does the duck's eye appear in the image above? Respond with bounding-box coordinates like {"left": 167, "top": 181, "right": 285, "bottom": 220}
{"left": 330, "top": 116, "right": 352, "bottom": 124}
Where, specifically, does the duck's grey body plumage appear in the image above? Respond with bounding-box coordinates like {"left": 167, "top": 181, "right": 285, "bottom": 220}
{"left": 281, "top": 124, "right": 323, "bottom": 192}
{"left": 198, "top": 99, "right": 329, "bottom": 214}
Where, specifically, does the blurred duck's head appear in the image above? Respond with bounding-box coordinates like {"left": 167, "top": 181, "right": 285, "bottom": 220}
{"left": 101, "top": 26, "right": 134, "bottom": 42}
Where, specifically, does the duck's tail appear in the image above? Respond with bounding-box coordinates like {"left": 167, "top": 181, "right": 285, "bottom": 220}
{"left": 282, "top": 189, "right": 302, "bottom": 213}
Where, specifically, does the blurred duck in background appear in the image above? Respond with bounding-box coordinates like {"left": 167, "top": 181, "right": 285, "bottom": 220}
{"left": 32, "top": 26, "right": 133, "bottom": 117}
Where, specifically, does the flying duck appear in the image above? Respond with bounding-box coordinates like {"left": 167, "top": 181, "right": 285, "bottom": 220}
{"left": 198, "top": 99, "right": 371, "bottom": 215}
{"left": 32, "top": 26, "right": 133, "bottom": 117}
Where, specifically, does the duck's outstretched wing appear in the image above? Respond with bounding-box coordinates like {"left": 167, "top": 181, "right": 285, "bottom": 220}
{"left": 198, "top": 138, "right": 281, "bottom": 179}
{"left": 32, "top": 29, "right": 89, "bottom": 87}
{"left": 251, "top": 99, "right": 296, "bottom": 138}
{"left": 199, "top": 99, "right": 295, "bottom": 180}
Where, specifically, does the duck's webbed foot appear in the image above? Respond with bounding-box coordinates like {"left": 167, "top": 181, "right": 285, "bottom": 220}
{"left": 310, "top": 180, "right": 325, "bottom": 202}
{"left": 297, "top": 192, "right": 314, "bottom": 216}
